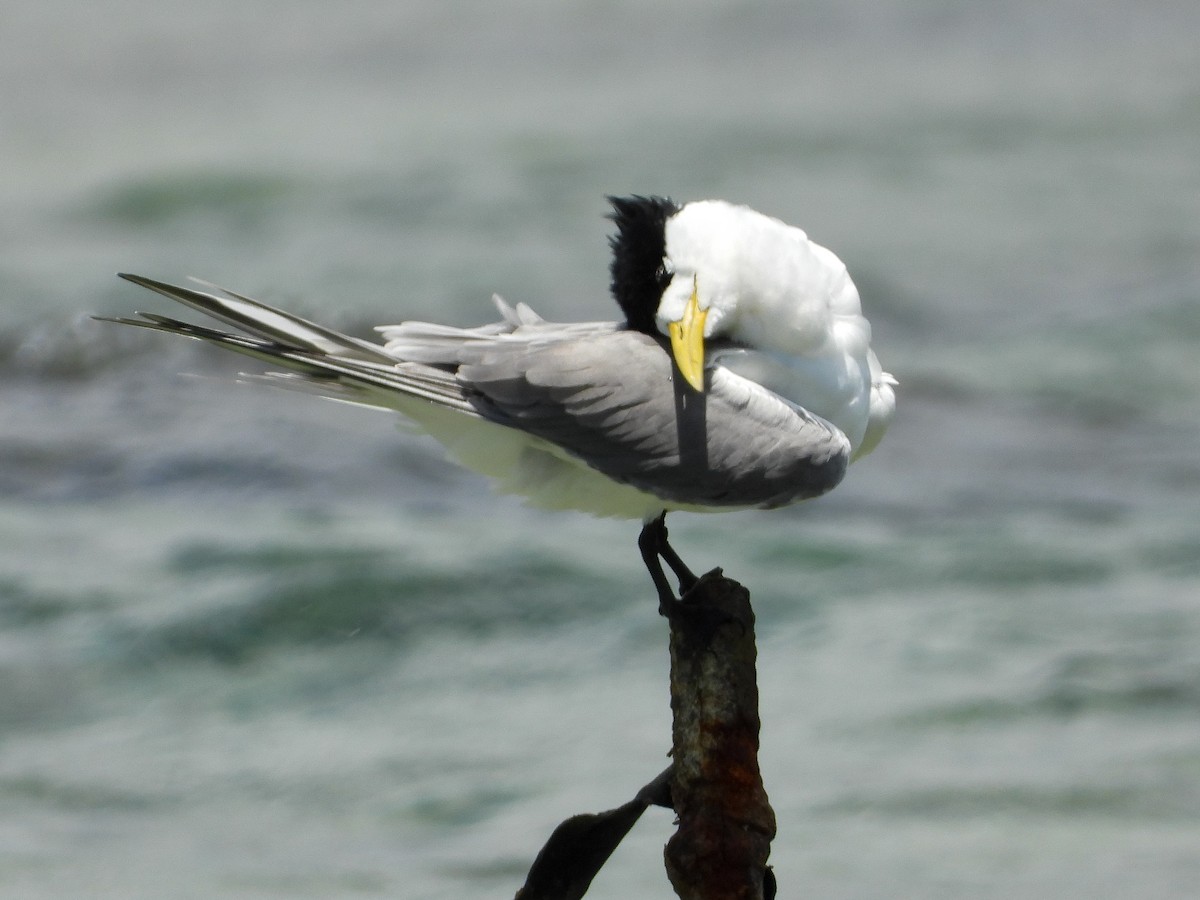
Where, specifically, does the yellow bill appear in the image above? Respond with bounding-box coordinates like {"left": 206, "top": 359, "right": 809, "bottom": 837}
{"left": 668, "top": 278, "right": 708, "bottom": 392}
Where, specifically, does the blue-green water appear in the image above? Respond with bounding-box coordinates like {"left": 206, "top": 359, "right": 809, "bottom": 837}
{"left": 3, "top": 1, "right": 1199, "bottom": 897}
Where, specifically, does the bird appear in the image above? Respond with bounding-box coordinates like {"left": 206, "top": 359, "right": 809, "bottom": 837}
{"left": 104, "top": 196, "right": 896, "bottom": 612}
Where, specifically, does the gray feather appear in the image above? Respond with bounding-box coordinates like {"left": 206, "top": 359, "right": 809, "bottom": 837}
{"left": 458, "top": 330, "right": 849, "bottom": 508}
{"left": 116, "top": 273, "right": 396, "bottom": 363}
{"left": 108, "top": 275, "right": 850, "bottom": 510}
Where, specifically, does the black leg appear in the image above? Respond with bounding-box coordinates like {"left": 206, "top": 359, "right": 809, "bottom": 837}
{"left": 639, "top": 515, "right": 677, "bottom": 614}
{"left": 656, "top": 517, "right": 698, "bottom": 592}
{"left": 638, "top": 512, "right": 698, "bottom": 615}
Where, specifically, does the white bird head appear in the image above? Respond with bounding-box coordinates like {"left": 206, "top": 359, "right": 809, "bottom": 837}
{"left": 608, "top": 196, "right": 896, "bottom": 459}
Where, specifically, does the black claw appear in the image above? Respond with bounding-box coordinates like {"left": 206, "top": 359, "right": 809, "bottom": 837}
{"left": 665, "top": 580, "right": 747, "bottom": 638}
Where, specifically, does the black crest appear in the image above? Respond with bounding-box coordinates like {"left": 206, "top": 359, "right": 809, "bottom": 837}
{"left": 607, "top": 195, "right": 680, "bottom": 335}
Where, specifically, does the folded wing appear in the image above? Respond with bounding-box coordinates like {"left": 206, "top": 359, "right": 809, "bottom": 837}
{"left": 106, "top": 275, "right": 850, "bottom": 512}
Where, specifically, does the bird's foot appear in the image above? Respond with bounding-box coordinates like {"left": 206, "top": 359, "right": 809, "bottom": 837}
{"left": 658, "top": 568, "right": 747, "bottom": 638}
{"left": 639, "top": 513, "right": 699, "bottom": 614}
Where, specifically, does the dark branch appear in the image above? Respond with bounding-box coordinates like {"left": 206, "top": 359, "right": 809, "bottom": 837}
{"left": 515, "top": 767, "right": 672, "bottom": 900}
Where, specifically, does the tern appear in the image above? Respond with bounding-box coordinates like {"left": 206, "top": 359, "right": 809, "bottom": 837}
{"left": 105, "top": 196, "right": 896, "bottom": 611}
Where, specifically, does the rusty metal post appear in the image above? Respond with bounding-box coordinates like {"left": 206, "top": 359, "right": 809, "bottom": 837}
{"left": 664, "top": 570, "right": 776, "bottom": 900}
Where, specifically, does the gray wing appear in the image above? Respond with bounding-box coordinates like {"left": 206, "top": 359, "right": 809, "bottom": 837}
{"left": 458, "top": 330, "right": 850, "bottom": 509}
{"left": 114, "top": 274, "right": 398, "bottom": 362}
{"left": 101, "top": 275, "right": 482, "bottom": 413}
{"left": 105, "top": 275, "right": 849, "bottom": 509}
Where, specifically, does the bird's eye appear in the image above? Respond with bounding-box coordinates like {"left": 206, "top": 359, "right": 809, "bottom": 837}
{"left": 655, "top": 263, "right": 673, "bottom": 288}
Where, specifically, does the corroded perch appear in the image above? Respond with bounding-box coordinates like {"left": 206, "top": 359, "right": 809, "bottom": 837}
{"left": 515, "top": 570, "right": 776, "bottom": 900}
{"left": 665, "top": 570, "right": 776, "bottom": 900}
